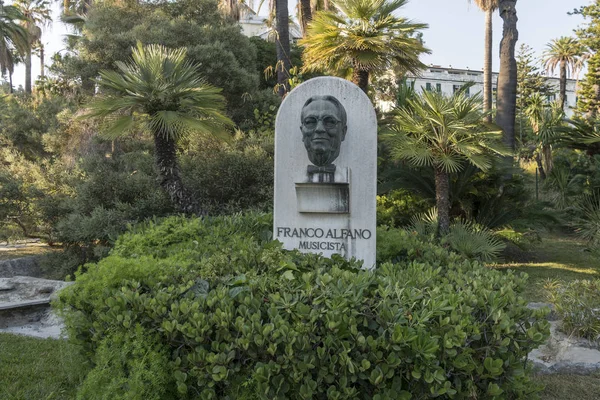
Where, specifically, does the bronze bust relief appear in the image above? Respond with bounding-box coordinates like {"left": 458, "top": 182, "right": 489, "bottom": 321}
{"left": 300, "top": 95, "right": 347, "bottom": 183}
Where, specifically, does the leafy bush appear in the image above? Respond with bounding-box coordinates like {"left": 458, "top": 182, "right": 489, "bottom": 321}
{"left": 376, "top": 189, "right": 431, "bottom": 228}
{"left": 57, "top": 213, "right": 549, "bottom": 399}
{"left": 545, "top": 279, "right": 600, "bottom": 341}
{"left": 181, "top": 142, "right": 274, "bottom": 215}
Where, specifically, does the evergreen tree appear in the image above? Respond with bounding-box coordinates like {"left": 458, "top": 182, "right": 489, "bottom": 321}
{"left": 516, "top": 44, "right": 553, "bottom": 112}
{"left": 573, "top": 2, "right": 600, "bottom": 117}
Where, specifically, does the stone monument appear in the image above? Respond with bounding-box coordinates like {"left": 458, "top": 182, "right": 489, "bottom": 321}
{"left": 273, "top": 77, "right": 377, "bottom": 268}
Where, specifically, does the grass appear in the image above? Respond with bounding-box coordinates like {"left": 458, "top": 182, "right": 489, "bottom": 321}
{"left": 492, "top": 233, "right": 600, "bottom": 302}
{"left": 535, "top": 373, "right": 600, "bottom": 400}
{"left": 492, "top": 231, "right": 600, "bottom": 399}
{"left": 0, "top": 333, "right": 87, "bottom": 400}
{"left": 0, "top": 243, "right": 57, "bottom": 262}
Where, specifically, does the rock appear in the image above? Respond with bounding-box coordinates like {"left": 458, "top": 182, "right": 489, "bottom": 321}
{"left": 0, "top": 257, "right": 42, "bottom": 278}
{"left": 36, "top": 286, "right": 54, "bottom": 294}
{"left": 0, "top": 280, "right": 16, "bottom": 291}
{"left": 530, "top": 320, "right": 600, "bottom": 375}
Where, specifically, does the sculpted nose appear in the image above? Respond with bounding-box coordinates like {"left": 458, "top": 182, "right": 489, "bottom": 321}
{"left": 314, "top": 119, "right": 326, "bottom": 133}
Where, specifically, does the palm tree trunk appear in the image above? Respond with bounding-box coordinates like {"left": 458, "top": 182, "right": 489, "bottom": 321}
{"left": 153, "top": 130, "right": 200, "bottom": 215}
{"left": 483, "top": 7, "right": 493, "bottom": 122}
{"left": 434, "top": 167, "right": 450, "bottom": 235}
{"left": 559, "top": 59, "right": 566, "bottom": 111}
{"left": 25, "top": 47, "right": 32, "bottom": 95}
{"left": 40, "top": 44, "right": 44, "bottom": 78}
{"left": 299, "top": 0, "right": 312, "bottom": 37}
{"left": 352, "top": 69, "right": 369, "bottom": 94}
{"left": 496, "top": 0, "right": 518, "bottom": 152}
{"left": 535, "top": 153, "right": 546, "bottom": 180}
{"left": 542, "top": 144, "right": 553, "bottom": 176}
{"left": 9, "top": 71, "right": 13, "bottom": 94}
{"left": 275, "top": 0, "right": 291, "bottom": 97}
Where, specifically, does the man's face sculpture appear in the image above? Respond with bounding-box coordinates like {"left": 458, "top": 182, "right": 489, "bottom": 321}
{"left": 300, "top": 97, "right": 347, "bottom": 166}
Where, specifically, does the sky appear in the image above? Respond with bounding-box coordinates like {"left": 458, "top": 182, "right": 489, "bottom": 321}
{"left": 10, "top": 0, "right": 587, "bottom": 89}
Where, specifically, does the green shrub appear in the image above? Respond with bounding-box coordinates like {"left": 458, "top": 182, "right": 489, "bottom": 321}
{"left": 57, "top": 214, "right": 549, "bottom": 399}
{"left": 545, "top": 279, "right": 600, "bottom": 341}
{"left": 376, "top": 189, "right": 431, "bottom": 228}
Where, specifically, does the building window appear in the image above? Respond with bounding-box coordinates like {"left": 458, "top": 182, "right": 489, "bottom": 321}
{"left": 453, "top": 85, "right": 462, "bottom": 93}
{"left": 436, "top": 83, "right": 441, "bottom": 92}
{"left": 426, "top": 82, "right": 432, "bottom": 91}
{"left": 465, "top": 86, "right": 470, "bottom": 97}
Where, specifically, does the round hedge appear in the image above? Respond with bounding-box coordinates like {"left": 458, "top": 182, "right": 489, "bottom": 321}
{"left": 57, "top": 213, "right": 549, "bottom": 399}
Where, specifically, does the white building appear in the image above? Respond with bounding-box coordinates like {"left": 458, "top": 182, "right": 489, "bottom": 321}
{"left": 238, "top": 5, "right": 302, "bottom": 43}
{"left": 402, "top": 66, "right": 578, "bottom": 117}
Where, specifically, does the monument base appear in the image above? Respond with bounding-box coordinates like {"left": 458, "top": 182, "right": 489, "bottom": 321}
{"left": 295, "top": 183, "right": 350, "bottom": 213}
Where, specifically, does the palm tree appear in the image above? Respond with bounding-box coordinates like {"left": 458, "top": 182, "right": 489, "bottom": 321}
{"left": 384, "top": 89, "right": 509, "bottom": 233}
{"left": 496, "top": 0, "right": 518, "bottom": 151}
{"left": 85, "top": 43, "right": 233, "bottom": 214}
{"left": 524, "top": 93, "right": 564, "bottom": 179}
{"left": 275, "top": 0, "right": 290, "bottom": 97}
{"left": 0, "top": 2, "right": 28, "bottom": 92}
{"left": 14, "top": 0, "right": 51, "bottom": 95}
{"left": 469, "top": 0, "right": 498, "bottom": 122}
{"left": 300, "top": 0, "right": 429, "bottom": 94}
{"left": 543, "top": 37, "right": 582, "bottom": 112}
{"left": 297, "top": 0, "right": 312, "bottom": 36}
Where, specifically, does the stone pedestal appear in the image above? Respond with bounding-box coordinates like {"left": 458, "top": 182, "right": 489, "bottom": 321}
{"left": 273, "top": 77, "right": 377, "bottom": 268}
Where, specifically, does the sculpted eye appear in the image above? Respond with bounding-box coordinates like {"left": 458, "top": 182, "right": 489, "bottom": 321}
{"left": 303, "top": 117, "right": 317, "bottom": 128}
{"left": 323, "top": 117, "right": 338, "bottom": 129}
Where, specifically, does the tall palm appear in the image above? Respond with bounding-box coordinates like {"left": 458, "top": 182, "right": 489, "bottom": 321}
{"left": 300, "top": 0, "right": 429, "bottom": 94}
{"left": 275, "top": 0, "right": 290, "bottom": 97}
{"left": 496, "top": 0, "right": 518, "bottom": 151}
{"left": 85, "top": 43, "right": 233, "bottom": 214}
{"left": 297, "top": 0, "right": 312, "bottom": 36}
{"left": 543, "top": 37, "right": 582, "bottom": 111}
{"left": 0, "top": 3, "right": 28, "bottom": 92}
{"left": 14, "top": 0, "right": 51, "bottom": 95}
{"left": 384, "top": 89, "right": 510, "bottom": 233}
{"left": 469, "top": 0, "right": 498, "bottom": 122}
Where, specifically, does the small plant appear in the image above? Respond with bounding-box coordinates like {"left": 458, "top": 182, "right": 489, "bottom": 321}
{"left": 573, "top": 191, "right": 600, "bottom": 247}
{"left": 444, "top": 219, "right": 506, "bottom": 262}
{"left": 407, "top": 210, "right": 507, "bottom": 262}
{"left": 545, "top": 279, "right": 600, "bottom": 341}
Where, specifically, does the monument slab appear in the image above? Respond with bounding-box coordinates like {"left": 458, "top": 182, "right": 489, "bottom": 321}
{"left": 273, "top": 77, "right": 377, "bottom": 268}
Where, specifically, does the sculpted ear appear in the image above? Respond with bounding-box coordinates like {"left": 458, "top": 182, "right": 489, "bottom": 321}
{"left": 341, "top": 125, "right": 347, "bottom": 141}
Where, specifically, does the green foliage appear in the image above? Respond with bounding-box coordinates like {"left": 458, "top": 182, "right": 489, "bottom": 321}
{"left": 401, "top": 212, "right": 507, "bottom": 262}
{"left": 516, "top": 44, "right": 554, "bottom": 114}
{"left": 0, "top": 333, "right": 87, "bottom": 400}
{"left": 300, "top": 0, "right": 429, "bottom": 81}
{"left": 76, "top": 328, "right": 176, "bottom": 400}
{"left": 444, "top": 220, "right": 506, "bottom": 262}
{"left": 545, "top": 279, "right": 600, "bottom": 341}
{"left": 385, "top": 89, "right": 509, "bottom": 174}
{"left": 58, "top": 213, "right": 549, "bottom": 399}
{"left": 52, "top": 150, "right": 174, "bottom": 247}
{"left": 86, "top": 42, "right": 232, "bottom": 141}
{"left": 61, "top": 1, "right": 261, "bottom": 123}
{"left": 376, "top": 189, "right": 431, "bottom": 228}
{"left": 573, "top": 191, "right": 600, "bottom": 246}
{"left": 181, "top": 139, "right": 274, "bottom": 215}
